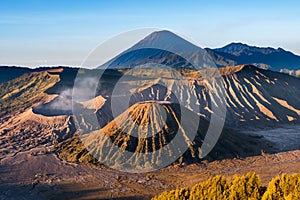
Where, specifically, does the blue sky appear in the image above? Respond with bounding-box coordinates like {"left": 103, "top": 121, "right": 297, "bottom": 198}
{"left": 1, "top": 0, "right": 300, "bottom": 67}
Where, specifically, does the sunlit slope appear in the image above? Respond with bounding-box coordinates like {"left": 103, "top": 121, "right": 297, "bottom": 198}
{"left": 0, "top": 71, "right": 60, "bottom": 117}
{"left": 61, "top": 101, "right": 274, "bottom": 167}
{"left": 0, "top": 69, "right": 76, "bottom": 159}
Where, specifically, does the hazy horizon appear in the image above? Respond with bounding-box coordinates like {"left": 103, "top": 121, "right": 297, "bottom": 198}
{"left": 1, "top": 0, "right": 300, "bottom": 67}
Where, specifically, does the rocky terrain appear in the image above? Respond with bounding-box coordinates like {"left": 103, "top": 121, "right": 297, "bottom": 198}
{"left": 0, "top": 31, "right": 300, "bottom": 199}
{"left": 1, "top": 145, "right": 300, "bottom": 199}
{"left": 0, "top": 64, "right": 298, "bottom": 199}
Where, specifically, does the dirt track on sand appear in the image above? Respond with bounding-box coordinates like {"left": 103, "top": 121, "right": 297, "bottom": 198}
{"left": 1, "top": 149, "right": 299, "bottom": 200}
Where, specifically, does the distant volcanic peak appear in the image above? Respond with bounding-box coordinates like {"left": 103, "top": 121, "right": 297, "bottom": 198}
{"left": 143, "top": 30, "right": 179, "bottom": 41}
{"left": 132, "top": 30, "right": 200, "bottom": 52}
{"left": 140, "top": 30, "right": 185, "bottom": 43}
{"left": 105, "top": 30, "right": 206, "bottom": 69}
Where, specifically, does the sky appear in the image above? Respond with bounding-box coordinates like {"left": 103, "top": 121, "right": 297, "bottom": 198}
{"left": 1, "top": 0, "right": 300, "bottom": 67}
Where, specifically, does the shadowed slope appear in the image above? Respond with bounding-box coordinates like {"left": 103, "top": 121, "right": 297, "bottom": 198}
{"left": 58, "top": 101, "right": 276, "bottom": 168}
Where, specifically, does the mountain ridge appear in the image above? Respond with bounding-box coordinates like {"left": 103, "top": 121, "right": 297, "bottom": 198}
{"left": 2, "top": 30, "right": 300, "bottom": 73}
{"left": 208, "top": 42, "right": 300, "bottom": 71}
{"left": 214, "top": 42, "right": 289, "bottom": 56}
{"left": 1, "top": 64, "right": 300, "bottom": 167}
{"left": 95, "top": 30, "right": 300, "bottom": 72}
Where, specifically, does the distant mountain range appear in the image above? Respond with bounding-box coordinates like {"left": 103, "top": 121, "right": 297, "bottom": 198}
{"left": 1, "top": 30, "right": 300, "bottom": 77}
{"left": 1, "top": 30, "right": 300, "bottom": 198}
{"left": 207, "top": 42, "right": 300, "bottom": 72}
{"left": 1, "top": 30, "right": 300, "bottom": 167}
{"left": 98, "top": 30, "right": 300, "bottom": 76}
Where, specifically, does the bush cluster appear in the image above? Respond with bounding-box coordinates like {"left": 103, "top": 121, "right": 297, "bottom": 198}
{"left": 153, "top": 173, "right": 300, "bottom": 200}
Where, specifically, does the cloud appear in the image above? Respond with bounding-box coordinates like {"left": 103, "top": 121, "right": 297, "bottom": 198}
{"left": 48, "top": 88, "right": 73, "bottom": 111}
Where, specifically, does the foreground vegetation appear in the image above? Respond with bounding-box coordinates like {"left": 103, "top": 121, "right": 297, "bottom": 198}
{"left": 153, "top": 173, "right": 300, "bottom": 200}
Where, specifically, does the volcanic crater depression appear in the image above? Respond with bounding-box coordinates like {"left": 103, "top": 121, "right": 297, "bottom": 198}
{"left": 1, "top": 30, "right": 300, "bottom": 199}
